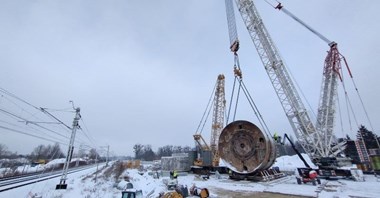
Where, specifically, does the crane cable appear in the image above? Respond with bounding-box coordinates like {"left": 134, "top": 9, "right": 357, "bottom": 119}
{"left": 225, "top": 0, "right": 272, "bottom": 138}
{"left": 226, "top": 52, "right": 273, "bottom": 138}
{"left": 341, "top": 56, "right": 375, "bottom": 132}
{"left": 195, "top": 81, "right": 217, "bottom": 135}
{"left": 269, "top": 1, "right": 375, "bottom": 137}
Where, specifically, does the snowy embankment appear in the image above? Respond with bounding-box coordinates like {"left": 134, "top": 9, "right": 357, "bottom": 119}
{"left": 0, "top": 158, "right": 87, "bottom": 177}
{"left": 272, "top": 153, "right": 318, "bottom": 172}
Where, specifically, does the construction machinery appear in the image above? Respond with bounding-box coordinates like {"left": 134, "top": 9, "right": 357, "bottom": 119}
{"left": 216, "top": 0, "right": 373, "bottom": 181}
{"left": 280, "top": 133, "right": 321, "bottom": 185}
{"left": 121, "top": 189, "right": 143, "bottom": 198}
{"left": 167, "top": 178, "right": 178, "bottom": 190}
{"left": 229, "top": 0, "right": 352, "bottom": 169}
{"left": 121, "top": 183, "right": 143, "bottom": 198}
{"left": 192, "top": 74, "right": 226, "bottom": 173}
{"left": 159, "top": 192, "right": 183, "bottom": 198}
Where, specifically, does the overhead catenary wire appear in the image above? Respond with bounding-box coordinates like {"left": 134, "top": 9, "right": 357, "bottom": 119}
{"left": 0, "top": 94, "right": 71, "bottom": 135}
{"left": 40, "top": 108, "right": 72, "bottom": 130}
{"left": 0, "top": 108, "right": 70, "bottom": 140}
{"left": 0, "top": 87, "right": 97, "bottom": 151}
{"left": 0, "top": 87, "right": 41, "bottom": 110}
{"left": 0, "top": 125, "right": 68, "bottom": 146}
{"left": 79, "top": 116, "right": 99, "bottom": 148}
{"left": 0, "top": 87, "right": 75, "bottom": 133}
{"left": 0, "top": 119, "right": 68, "bottom": 144}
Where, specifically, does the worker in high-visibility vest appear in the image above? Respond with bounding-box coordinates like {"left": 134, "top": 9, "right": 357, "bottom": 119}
{"left": 273, "top": 132, "right": 279, "bottom": 142}
{"left": 173, "top": 170, "right": 178, "bottom": 179}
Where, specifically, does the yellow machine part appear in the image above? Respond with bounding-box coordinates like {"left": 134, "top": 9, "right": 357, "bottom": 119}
{"left": 161, "top": 191, "right": 183, "bottom": 198}
{"left": 198, "top": 189, "right": 209, "bottom": 198}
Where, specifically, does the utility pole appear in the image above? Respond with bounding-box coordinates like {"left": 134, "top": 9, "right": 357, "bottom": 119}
{"left": 56, "top": 107, "right": 80, "bottom": 190}
{"left": 95, "top": 150, "right": 99, "bottom": 183}
{"left": 106, "top": 145, "right": 109, "bottom": 167}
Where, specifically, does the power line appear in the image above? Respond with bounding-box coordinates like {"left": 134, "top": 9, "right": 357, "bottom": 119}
{"left": 0, "top": 87, "right": 40, "bottom": 110}
{"left": 40, "top": 108, "right": 72, "bottom": 130}
{"left": 79, "top": 117, "right": 98, "bottom": 147}
{"left": 0, "top": 108, "right": 70, "bottom": 140}
{"left": 0, "top": 87, "right": 98, "bottom": 152}
{"left": 0, "top": 125, "right": 68, "bottom": 146}
{"left": 0, "top": 119, "right": 68, "bottom": 143}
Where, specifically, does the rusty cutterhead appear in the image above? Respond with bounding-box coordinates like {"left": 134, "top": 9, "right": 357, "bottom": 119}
{"left": 218, "top": 120, "right": 275, "bottom": 174}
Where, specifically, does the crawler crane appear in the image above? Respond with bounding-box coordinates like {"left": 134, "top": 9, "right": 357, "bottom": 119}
{"left": 229, "top": 0, "right": 354, "bottom": 171}
{"left": 193, "top": 74, "right": 226, "bottom": 173}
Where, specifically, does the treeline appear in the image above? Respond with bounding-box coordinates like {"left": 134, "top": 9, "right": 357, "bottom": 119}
{"left": 133, "top": 144, "right": 192, "bottom": 161}
{"left": 0, "top": 144, "right": 18, "bottom": 159}
{"left": 345, "top": 125, "right": 380, "bottom": 164}
{"left": 0, "top": 143, "right": 100, "bottom": 162}
{"left": 29, "top": 143, "right": 65, "bottom": 160}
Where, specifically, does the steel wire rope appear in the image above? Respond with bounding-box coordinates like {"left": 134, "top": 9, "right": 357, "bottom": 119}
{"left": 239, "top": 79, "right": 273, "bottom": 137}
{"left": 228, "top": 51, "right": 272, "bottom": 137}
{"left": 341, "top": 80, "right": 359, "bottom": 128}
{"left": 344, "top": 93, "right": 353, "bottom": 134}
{"left": 337, "top": 65, "right": 353, "bottom": 137}
{"left": 336, "top": 91, "right": 346, "bottom": 137}
{"left": 200, "top": 99, "right": 214, "bottom": 136}
{"left": 226, "top": 74, "right": 238, "bottom": 124}
{"left": 341, "top": 55, "right": 375, "bottom": 133}
{"left": 232, "top": 78, "right": 242, "bottom": 122}
{"left": 195, "top": 81, "right": 217, "bottom": 134}
{"left": 227, "top": 54, "right": 243, "bottom": 123}
{"left": 282, "top": 62, "right": 318, "bottom": 121}
{"left": 255, "top": 1, "right": 319, "bottom": 120}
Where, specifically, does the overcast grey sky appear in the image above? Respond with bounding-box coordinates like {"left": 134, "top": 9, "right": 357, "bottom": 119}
{"left": 1, "top": 0, "right": 379, "bottom": 157}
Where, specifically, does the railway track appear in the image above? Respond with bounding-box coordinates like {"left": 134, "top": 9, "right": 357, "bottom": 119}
{"left": 0, "top": 164, "right": 97, "bottom": 192}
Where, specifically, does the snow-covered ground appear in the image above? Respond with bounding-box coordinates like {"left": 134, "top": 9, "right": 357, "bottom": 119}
{"left": 0, "top": 155, "right": 379, "bottom": 198}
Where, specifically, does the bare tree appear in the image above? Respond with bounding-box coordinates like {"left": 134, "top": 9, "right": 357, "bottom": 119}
{"left": 30, "top": 143, "right": 65, "bottom": 161}
{"left": 133, "top": 144, "right": 144, "bottom": 159}
{"left": 0, "top": 143, "right": 10, "bottom": 158}
{"left": 88, "top": 148, "right": 100, "bottom": 160}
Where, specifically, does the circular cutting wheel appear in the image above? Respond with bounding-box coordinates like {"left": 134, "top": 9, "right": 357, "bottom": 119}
{"left": 218, "top": 120, "right": 275, "bottom": 174}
